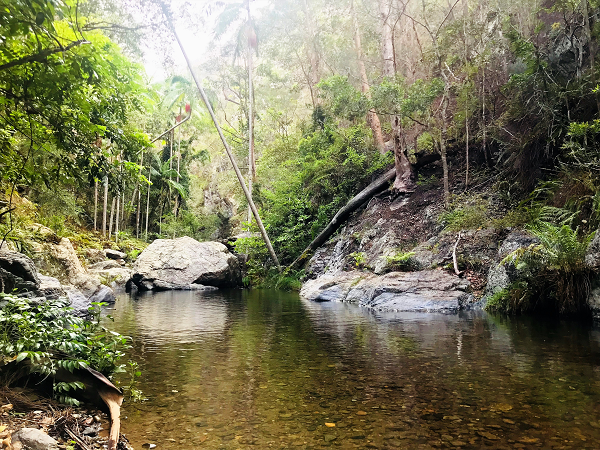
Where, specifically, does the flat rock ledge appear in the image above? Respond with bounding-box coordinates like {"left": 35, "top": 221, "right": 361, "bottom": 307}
{"left": 301, "top": 270, "right": 472, "bottom": 313}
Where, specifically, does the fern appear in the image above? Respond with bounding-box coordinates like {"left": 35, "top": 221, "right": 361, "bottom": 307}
{"left": 499, "top": 221, "right": 595, "bottom": 315}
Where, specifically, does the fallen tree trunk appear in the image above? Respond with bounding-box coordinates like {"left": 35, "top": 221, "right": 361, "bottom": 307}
{"left": 289, "top": 168, "right": 396, "bottom": 270}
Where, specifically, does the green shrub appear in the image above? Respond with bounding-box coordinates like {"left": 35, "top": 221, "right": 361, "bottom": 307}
{"left": 499, "top": 221, "right": 595, "bottom": 315}
{"left": 439, "top": 202, "right": 488, "bottom": 231}
{"left": 485, "top": 282, "right": 531, "bottom": 314}
{"left": 349, "top": 251, "right": 367, "bottom": 269}
{"left": 0, "top": 294, "right": 129, "bottom": 405}
{"left": 385, "top": 251, "right": 419, "bottom": 271}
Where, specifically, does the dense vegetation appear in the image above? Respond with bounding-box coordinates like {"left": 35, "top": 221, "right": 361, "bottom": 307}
{"left": 1, "top": 0, "right": 599, "bottom": 313}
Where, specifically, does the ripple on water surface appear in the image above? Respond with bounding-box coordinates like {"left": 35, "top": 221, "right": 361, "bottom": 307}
{"left": 104, "top": 289, "right": 600, "bottom": 449}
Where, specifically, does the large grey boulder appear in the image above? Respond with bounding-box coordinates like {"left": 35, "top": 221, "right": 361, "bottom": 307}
{"left": 11, "top": 427, "right": 58, "bottom": 450}
{"left": 131, "top": 237, "right": 242, "bottom": 290}
{"left": 301, "top": 270, "right": 471, "bottom": 313}
{"left": 0, "top": 251, "right": 40, "bottom": 294}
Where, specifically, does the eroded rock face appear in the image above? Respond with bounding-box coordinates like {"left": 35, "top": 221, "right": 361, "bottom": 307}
{"left": 301, "top": 270, "right": 471, "bottom": 313}
{"left": 0, "top": 251, "right": 40, "bottom": 293}
{"left": 131, "top": 237, "right": 241, "bottom": 290}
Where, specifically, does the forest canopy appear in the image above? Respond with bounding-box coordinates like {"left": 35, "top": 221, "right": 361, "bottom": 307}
{"left": 1, "top": 0, "right": 599, "bottom": 283}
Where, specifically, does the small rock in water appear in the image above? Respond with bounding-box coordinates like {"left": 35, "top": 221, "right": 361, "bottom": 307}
{"left": 82, "top": 427, "right": 97, "bottom": 436}
{"left": 142, "top": 444, "right": 157, "bottom": 449}
{"left": 325, "top": 422, "right": 335, "bottom": 427}
{"left": 324, "top": 434, "right": 337, "bottom": 442}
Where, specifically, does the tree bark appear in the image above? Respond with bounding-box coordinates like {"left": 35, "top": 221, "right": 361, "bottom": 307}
{"left": 108, "top": 197, "right": 116, "bottom": 238}
{"left": 145, "top": 165, "right": 151, "bottom": 241}
{"left": 94, "top": 180, "right": 98, "bottom": 232}
{"left": 302, "top": 0, "right": 321, "bottom": 107}
{"left": 352, "top": 0, "right": 386, "bottom": 153}
{"left": 115, "top": 191, "right": 120, "bottom": 243}
{"left": 440, "top": 86, "right": 451, "bottom": 207}
{"left": 379, "top": 0, "right": 415, "bottom": 192}
{"left": 289, "top": 168, "right": 396, "bottom": 270}
{"left": 102, "top": 177, "right": 108, "bottom": 237}
{"left": 247, "top": 0, "right": 256, "bottom": 223}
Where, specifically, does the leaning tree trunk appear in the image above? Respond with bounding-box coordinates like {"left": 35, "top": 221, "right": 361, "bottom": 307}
{"left": 378, "top": 0, "right": 415, "bottom": 192}
{"left": 290, "top": 168, "right": 396, "bottom": 270}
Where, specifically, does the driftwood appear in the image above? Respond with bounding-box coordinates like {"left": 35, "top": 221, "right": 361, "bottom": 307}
{"left": 452, "top": 233, "right": 462, "bottom": 276}
{"left": 289, "top": 168, "right": 396, "bottom": 270}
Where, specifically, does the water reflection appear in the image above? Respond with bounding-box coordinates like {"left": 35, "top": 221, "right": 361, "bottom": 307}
{"left": 104, "top": 289, "right": 600, "bottom": 449}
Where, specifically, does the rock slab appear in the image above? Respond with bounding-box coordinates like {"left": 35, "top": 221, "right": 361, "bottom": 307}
{"left": 11, "top": 428, "right": 58, "bottom": 450}
{"left": 131, "top": 237, "right": 241, "bottom": 290}
{"left": 301, "top": 270, "right": 471, "bottom": 313}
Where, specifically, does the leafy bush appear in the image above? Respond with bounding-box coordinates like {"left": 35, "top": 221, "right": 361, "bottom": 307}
{"left": 439, "top": 202, "right": 488, "bottom": 231}
{"left": 385, "top": 251, "right": 419, "bottom": 272}
{"left": 349, "top": 252, "right": 367, "bottom": 269}
{"left": 499, "top": 222, "right": 595, "bottom": 315}
{"left": 485, "top": 282, "right": 531, "bottom": 314}
{"left": 0, "top": 295, "right": 129, "bottom": 405}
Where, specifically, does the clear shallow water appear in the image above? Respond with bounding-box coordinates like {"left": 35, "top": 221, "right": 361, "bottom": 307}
{"left": 105, "top": 289, "right": 600, "bottom": 449}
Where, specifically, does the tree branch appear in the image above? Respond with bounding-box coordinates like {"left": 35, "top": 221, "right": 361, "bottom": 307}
{"left": 0, "top": 40, "right": 90, "bottom": 72}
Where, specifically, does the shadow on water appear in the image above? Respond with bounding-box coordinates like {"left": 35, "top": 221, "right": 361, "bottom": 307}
{"left": 103, "top": 290, "right": 600, "bottom": 449}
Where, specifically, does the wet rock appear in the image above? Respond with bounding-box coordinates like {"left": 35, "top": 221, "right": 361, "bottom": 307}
{"left": 85, "top": 248, "right": 106, "bottom": 265}
{"left": 65, "top": 287, "right": 93, "bottom": 315}
{"left": 481, "top": 231, "right": 539, "bottom": 306}
{"left": 88, "top": 267, "right": 132, "bottom": 291}
{"left": 104, "top": 249, "right": 126, "bottom": 260}
{"left": 131, "top": 237, "right": 242, "bottom": 290}
{"left": 0, "top": 251, "right": 40, "bottom": 294}
{"left": 89, "top": 260, "right": 121, "bottom": 271}
{"left": 37, "top": 275, "right": 65, "bottom": 300}
{"left": 88, "top": 284, "right": 116, "bottom": 304}
{"left": 11, "top": 427, "right": 58, "bottom": 450}
{"left": 301, "top": 270, "right": 471, "bottom": 313}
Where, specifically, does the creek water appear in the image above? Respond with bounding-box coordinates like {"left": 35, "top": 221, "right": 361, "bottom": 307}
{"left": 105, "top": 289, "right": 600, "bottom": 449}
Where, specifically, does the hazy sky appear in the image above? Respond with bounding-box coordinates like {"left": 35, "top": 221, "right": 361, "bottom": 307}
{"left": 141, "top": 0, "right": 270, "bottom": 82}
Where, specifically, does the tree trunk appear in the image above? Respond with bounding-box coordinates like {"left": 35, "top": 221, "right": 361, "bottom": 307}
{"left": 302, "top": 0, "right": 320, "bottom": 107}
{"left": 115, "top": 191, "right": 120, "bottom": 243}
{"left": 440, "top": 86, "right": 451, "bottom": 207}
{"left": 379, "top": 0, "right": 415, "bottom": 192}
{"left": 94, "top": 180, "right": 98, "bottom": 231}
{"left": 247, "top": 2, "right": 256, "bottom": 223}
{"left": 145, "top": 165, "right": 151, "bottom": 241}
{"left": 108, "top": 196, "right": 116, "bottom": 238}
{"left": 102, "top": 177, "right": 108, "bottom": 237}
{"left": 352, "top": 0, "right": 385, "bottom": 153}
{"left": 167, "top": 16, "right": 282, "bottom": 271}
{"left": 464, "top": 0, "right": 469, "bottom": 189}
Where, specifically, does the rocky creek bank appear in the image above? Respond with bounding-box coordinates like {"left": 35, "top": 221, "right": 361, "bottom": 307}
{"left": 0, "top": 229, "right": 244, "bottom": 314}
{"left": 299, "top": 186, "right": 600, "bottom": 316}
